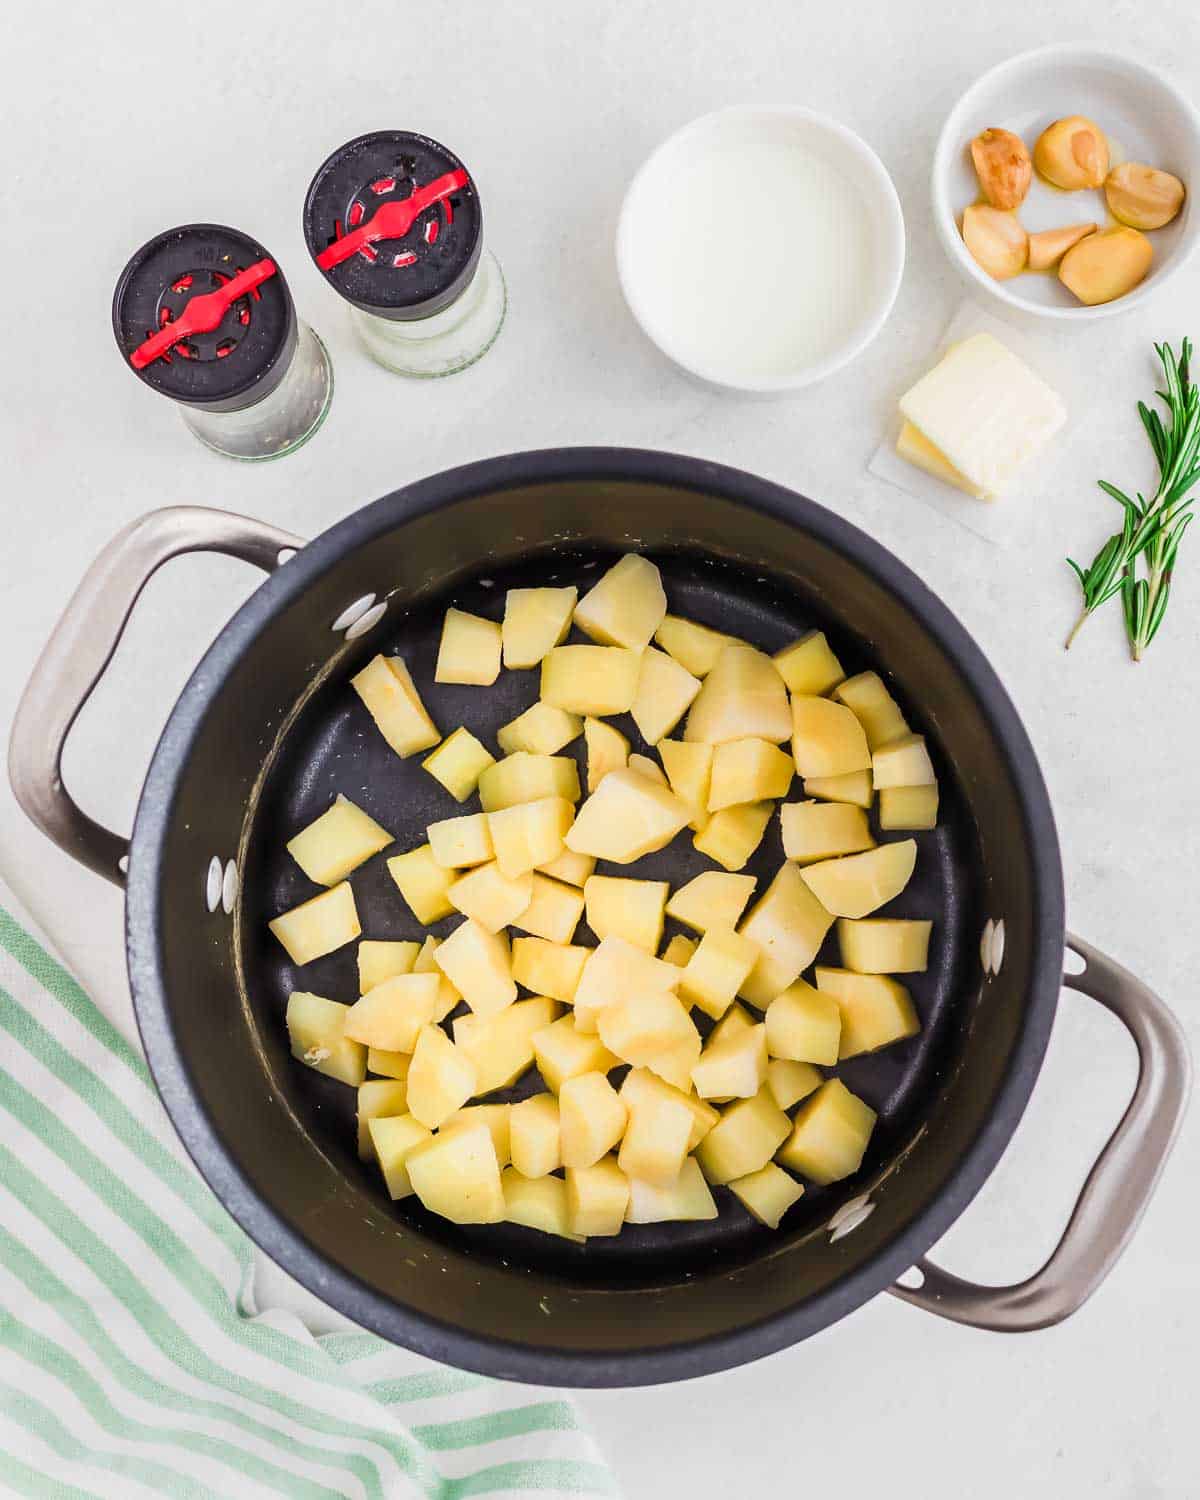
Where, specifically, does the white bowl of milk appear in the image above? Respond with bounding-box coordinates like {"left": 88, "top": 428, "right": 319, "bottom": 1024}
{"left": 617, "top": 107, "right": 905, "bottom": 393}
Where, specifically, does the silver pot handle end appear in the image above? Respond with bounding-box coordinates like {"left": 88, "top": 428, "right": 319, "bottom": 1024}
{"left": 8, "top": 506, "right": 305, "bottom": 887}
{"left": 890, "top": 933, "right": 1190, "bottom": 1331}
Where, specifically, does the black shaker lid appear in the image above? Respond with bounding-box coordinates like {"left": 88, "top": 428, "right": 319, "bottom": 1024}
{"left": 303, "top": 131, "right": 483, "bottom": 322}
{"left": 113, "top": 224, "right": 297, "bottom": 412}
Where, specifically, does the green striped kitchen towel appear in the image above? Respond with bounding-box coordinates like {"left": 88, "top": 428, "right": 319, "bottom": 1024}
{"left": 0, "top": 877, "right": 619, "bottom": 1500}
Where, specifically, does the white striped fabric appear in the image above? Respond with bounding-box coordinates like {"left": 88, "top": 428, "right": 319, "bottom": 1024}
{"left": 0, "top": 878, "right": 619, "bottom": 1500}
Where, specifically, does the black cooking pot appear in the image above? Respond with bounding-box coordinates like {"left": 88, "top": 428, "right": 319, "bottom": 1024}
{"left": 9, "top": 449, "right": 1189, "bottom": 1386}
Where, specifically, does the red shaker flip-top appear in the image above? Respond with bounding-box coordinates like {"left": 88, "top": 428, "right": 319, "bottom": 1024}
{"left": 129, "top": 258, "right": 277, "bottom": 369}
{"left": 316, "top": 170, "right": 469, "bottom": 271}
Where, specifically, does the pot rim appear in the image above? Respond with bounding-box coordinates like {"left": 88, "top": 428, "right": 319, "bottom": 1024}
{"left": 125, "top": 447, "right": 1065, "bottom": 1386}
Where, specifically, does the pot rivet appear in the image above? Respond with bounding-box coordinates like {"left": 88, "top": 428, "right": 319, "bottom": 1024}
{"left": 830, "top": 1200, "right": 875, "bottom": 1243}
{"left": 331, "top": 593, "right": 377, "bottom": 633}
{"left": 221, "top": 860, "right": 239, "bottom": 915}
{"left": 204, "top": 856, "right": 223, "bottom": 914}
{"left": 344, "top": 600, "right": 388, "bottom": 641}
{"left": 980, "top": 918, "right": 996, "bottom": 975}
{"left": 991, "top": 919, "right": 1006, "bottom": 976}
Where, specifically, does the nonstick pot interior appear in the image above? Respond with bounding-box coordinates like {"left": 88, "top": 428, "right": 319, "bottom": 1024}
{"left": 126, "top": 450, "right": 1064, "bottom": 1385}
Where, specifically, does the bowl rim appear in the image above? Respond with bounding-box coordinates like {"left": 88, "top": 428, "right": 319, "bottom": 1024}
{"left": 125, "top": 447, "right": 1065, "bottom": 1387}
{"left": 932, "top": 42, "right": 1200, "bottom": 321}
{"left": 616, "top": 104, "right": 906, "bottom": 391}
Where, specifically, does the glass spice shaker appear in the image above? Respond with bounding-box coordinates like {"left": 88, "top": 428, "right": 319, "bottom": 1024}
{"left": 112, "top": 224, "right": 333, "bottom": 461}
{"left": 303, "top": 130, "right": 505, "bottom": 378}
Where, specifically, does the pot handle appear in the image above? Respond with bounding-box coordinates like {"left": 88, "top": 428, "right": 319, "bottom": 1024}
{"left": 8, "top": 506, "right": 306, "bottom": 887}
{"left": 890, "top": 933, "right": 1190, "bottom": 1331}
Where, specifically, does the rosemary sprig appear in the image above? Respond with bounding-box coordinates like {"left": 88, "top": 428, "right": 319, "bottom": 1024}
{"left": 1065, "top": 338, "right": 1200, "bottom": 659}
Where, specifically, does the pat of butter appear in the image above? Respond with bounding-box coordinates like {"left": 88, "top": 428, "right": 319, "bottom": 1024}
{"left": 898, "top": 332, "right": 1066, "bottom": 498}
{"left": 895, "top": 422, "right": 989, "bottom": 500}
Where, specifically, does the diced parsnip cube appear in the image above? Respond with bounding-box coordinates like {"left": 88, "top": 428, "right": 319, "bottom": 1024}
{"left": 369, "top": 1114, "right": 432, "bottom": 1198}
{"left": 838, "top": 918, "right": 932, "bottom": 974}
{"left": 658, "top": 739, "right": 713, "bottom": 829}
{"left": 286, "top": 992, "right": 366, "bottom": 1085}
{"left": 434, "top": 607, "right": 502, "bottom": 686}
{"left": 414, "top": 936, "right": 462, "bottom": 1022}
{"left": 344, "top": 973, "right": 441, "bottom": 1052}
{"left": 708, "top": 1002, "right": 755, "bottom": 1046}
{"left": 799, "top": 840, "right": 917, "bottom": 919}
{"left": 422, "top": 728, "right": 497, "bottom": 803}
{"left": 803, "top": 770, "right": 874, "bottom": 809}
{"left": 619, "top": 1068, "right": 718, "bottom": 1151}
{"left": 287, "top": 795, "right": 392, "bottom": 886}
{"left": 541, "top": 646, "right": 642, "bottom": 716}
{"left": 426, "top": 813, "right": 494, "bottom": 871}
{"left": 780, "top": 801, "right": 875, "bottom": 863}
{"left": 584, "top": 875, "right": 669, "bottom": 952}
{"left": 618, "top": 1091, "right": 694, "bottom": 1185}
{"left": 574, "top": 553, "right": 667, "bottom": 650}
{"left": 696, "top": 1090, "right": 792, "bottom": 1185}
{"left": 628, "top": 753, "right": 667, "bottom": 785}
{"left": 666, "top": 871, "right": 757, "bottom": 934}
{"left": 685, "top": 644, "right": 792, "bottom": 745}
{"left": 559, "top": 1072, "right": 628, "bottom": 1168}
{"left": 351, "top": 654, "right": 440, "bottom": 759}
{"left": 738, "top": 863, "right": 834, "bottom": 1008}
{"left": 357, "top": 939, "right": 420, "bottom": 994}
{"left": 497, "top": 701, "right": 583, "bottom": 756}
{"left": 367, "top": 1047, "right": 411, "bottom": 1081}
{"left": 434, "top": 920, "right": 516, "bottom": 1018}
{"left": 566, "top": 1155, "right": 630, "bottom": 1236}
{"left": 661, "top": 934, "right": 698, "bottom": 966}
{"left": 386, "top": 845, "right": 456, "bottom": 925}
{"left": 764, "top": 980, "right": 842, "bottom": 1065}
{"left": 532, "top": 1016, "right": 618, "bottom": 1092}
{"left": 512, "top": 874, "right": 585, "bottom": 944}
{"left": 566, "top": 768, "right": 692, "bottom": 865}
{"left": 646, "top": 1034, "right": 702, "bottom": 1091}
{"left": 573, "top": 936, "right": 682, "bottom": 1033}
{"left": 708, "top": 739, "right": 794, "bottom": 811}
{"left": 406, "top": 1025, "right": 478, "bottom": 1128}
{"left": 598, "top": 992, "right": 700, "bottom": 1067}
{"left": 815, "top": 967, "right": 920, "bottom": 1058}
{"left": 693, "top": 802, "right": 773, "bottom": 871}
{"left": 441, "top": 1104, "right": 512, "bottom": 1167}
{"left": 583, "top": 717, "right": 630, "bottom": 793}
{"left": 626, "top": 1158, "right": 719, "bottom": 1224}
{"left": 509, "top": 1093, "right": 562, "bottom": 1177}
{"left": 478, "top": 752, "right": 581, "bottom": 812}
{"left": 501, "top": 586, "right": 577, "bottom": 669}
{"left": 777, "top": 1079, "right": 877, "bottom": 1184}
{"left": 834, "top": 672, "right": 909, "bottom": 750}
{"left": 448, "top": 861, "right": 534, "bottom": 933}
{"left": 872, "top": 733, "right": 936, "bottom": 789}
{"left": 631, "top": 647, "right": 702, "bottom": 745}
{"left": 879, "top": 784, "right": 939, "bottom": 831}
{"left": 407, "top": 1123, "right": 504, "bottom": 1223}
{"left": 453, "top": 995, "right": 559, "bottom": 1094}
{"left": 488, "top": 796, "right": 574, "bottom": 878}
{"left": 654, "top": 615, "right": 738, "bottom": 677}
{"left": 729, "top": 1162, "right": 805, "bottom": 1228}
{"left": 766, "top": 1058, "right": 823, "bottom": 1111}
{"left": 501, "top": 1169, "right": 582, "bottom": 1240}
{"left": 512, "top": 938, "right": 590, "bottom": 1004}
{"left": 691, "top": 1023, "right": 768, "bottom": 1100}
{"left": 791, "top": 697, "right": 872, "bottom": 779}
{"left": 773, "top": 631, "right": 845, "bottom": 696}
{"left": 357, "top": 1079, "right": 411, "bottom": 1160}
{"left": 537, "top": 847, "right": 596, "bottom": 887}
{"left": 679, "top": 926, "right": 762, "bottom": 1019}
{"left": 270, "top": 883, "right": 361, "bottom": 965}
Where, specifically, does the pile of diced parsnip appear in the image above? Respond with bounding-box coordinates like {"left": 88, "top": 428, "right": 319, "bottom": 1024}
{"left": 270, "top": 554, "right": 937, "bottom": 1241}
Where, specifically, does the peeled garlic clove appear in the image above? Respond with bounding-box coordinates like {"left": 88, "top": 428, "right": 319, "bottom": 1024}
{"left": 961, "top": 205, "right": 1028, "bottom": 280}
{"left": 1027, "top": 222, "right": 1098, "bottom": 273}
{"left": 970, "top": 128, "right": 1033, "bottom": 210}
{"left": 1058, "top": 226, "right": 1153, "bottom": 305}
{"left": 1033, "top": 116, "right": 1109, "bottom": 190}
{"left": 1105, "top": 163, "right": 1186, "bottom": 230}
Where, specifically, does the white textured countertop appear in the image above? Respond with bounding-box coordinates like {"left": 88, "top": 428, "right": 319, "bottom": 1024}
{"left": 1, "top": 3, "right": 1196, "bottom": 1495}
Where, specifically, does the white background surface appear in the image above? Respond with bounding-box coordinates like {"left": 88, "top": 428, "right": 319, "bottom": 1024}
{"left": 1, "top": 3, "right": 1197, "bottom": 1496}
